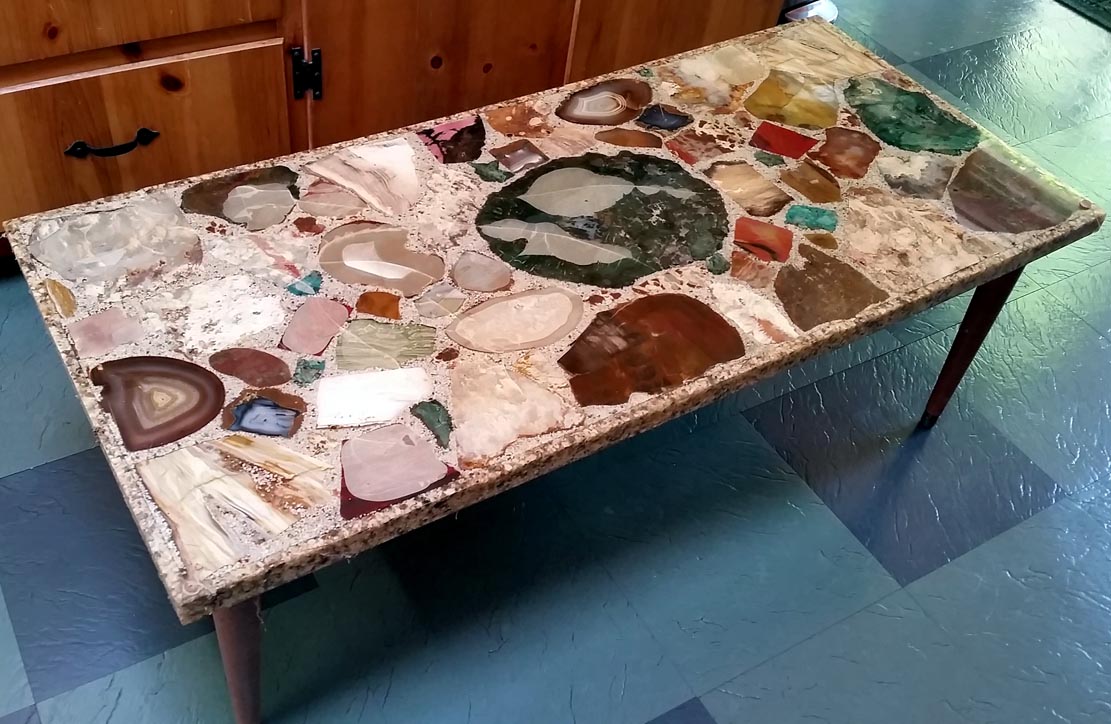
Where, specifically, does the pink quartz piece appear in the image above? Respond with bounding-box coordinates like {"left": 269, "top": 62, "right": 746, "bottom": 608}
{"left": 280, "top": 298, "right": 349, "bottom": 355}
{"left": 339, "top": 424, "right": 457, "bottom": 518}
{"left": 69, "top": 307, "right": 145, "bottom": 357}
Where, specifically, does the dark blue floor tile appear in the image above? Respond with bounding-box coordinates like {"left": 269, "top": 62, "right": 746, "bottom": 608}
{"left": 0, "top": 448, "right": 315, "bottom": 701}
{"left": 647, "top": 698, "right": 718, "bottom": 724}
{"left": 0, "top": 707, "right": 38, "bottom": 724}
{"left": 834, "top": 0, "right": 1079, "bottom": 62}
{"left": 913, "top": 289, "right": 1111, "bottom": 492}
{"left": 745, "top": 341, "right": 1064, "bottom": 585}
{"left": 911, "top": 14, "right": 1111, "bottom": 143}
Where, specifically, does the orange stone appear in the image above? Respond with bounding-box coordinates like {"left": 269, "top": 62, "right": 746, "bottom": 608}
{"left": 780, "top": 159, "right": 842, "bottom": 203}
{"left": 734, "top": 218, "right": 794, "bottom": 262}
{"left": 355, "top": 291, "right": 401, "bottom": 319}
{"left": 808, "top": 127, "right": 881, "bottom": 179}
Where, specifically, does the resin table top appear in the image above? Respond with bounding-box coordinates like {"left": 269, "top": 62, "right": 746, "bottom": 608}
{"left": 5, "top": 20, "right": 1103, "bottom": 623}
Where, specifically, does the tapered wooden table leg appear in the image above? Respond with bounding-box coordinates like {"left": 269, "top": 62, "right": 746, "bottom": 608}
{"left": 213, "top": 597, "right": 262, "bottom": 724}
{"left": 918, "top": 267, "right": 1024, "bottom": 429}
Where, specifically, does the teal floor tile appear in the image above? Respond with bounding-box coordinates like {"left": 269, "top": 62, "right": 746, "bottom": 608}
{"left": 1023, "top": 226, "right": 1111, "bottom": 288}
{"left": 0, "top": 590, "right": 32, "bottom": 718}
{"left": 547, "top": 414, "right": 898, "bottom": 692}
{"left": 702, "top": 591, "right": 992, "bottom": 724}
{"left": 1045, "top": 259, "right": 1111, "bottom": 338}
{"left": 908, "top": 490, "right": 1111, "bottom": 723}
{"left": 0, "top": 275, "right": 95, "bottom": 479}
{"left": 1023, "top": 112, "right": 1111, "bottom": 206}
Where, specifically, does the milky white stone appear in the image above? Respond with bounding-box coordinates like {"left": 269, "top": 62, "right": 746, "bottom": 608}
{"left": 144, "top": 275, "right": 286, "bottom": 355}
{"left": 342, "top": 425, "right": 449, "bottom": 502}
{"left": 711, "top": 280, "right": 799, "bottom": 345}
{"left": 317, "top": 368, "right": 433, "bottom": 427}
{"left": 447, "top": 288, "right": 583, "bottom": 353}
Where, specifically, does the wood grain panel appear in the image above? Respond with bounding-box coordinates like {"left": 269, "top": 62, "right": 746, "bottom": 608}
{"left": 306, "top": 0, "right": 576, "bottom": 147}
{"left": 568, "top": 0, "right": 782, "bottom": 81}
{"left": 0, "top": 0, "right": 282, "bottom": 66}
{"left": 0, "top": 40, "right": 290, "bottom": 220}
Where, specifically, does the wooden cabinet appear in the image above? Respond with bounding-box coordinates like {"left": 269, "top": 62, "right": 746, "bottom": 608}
{"left": 0, "top": 0, "right": 781, "bottom": 223}
{"left": 0, "top": 40, "right": 290, "bottom": 221}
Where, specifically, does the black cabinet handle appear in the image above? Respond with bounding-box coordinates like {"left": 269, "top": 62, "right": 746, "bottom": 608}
{"left": 64, "top": 127, "right": 160, "bottom": 159}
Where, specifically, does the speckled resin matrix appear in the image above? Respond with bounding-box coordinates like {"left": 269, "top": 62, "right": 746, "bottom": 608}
{"left": 5, "top": 20, "right": 1103, "bottom": 623}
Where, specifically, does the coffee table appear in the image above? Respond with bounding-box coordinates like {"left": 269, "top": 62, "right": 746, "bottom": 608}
{"left": 4, "top": 19, "right": 1103, "bottom": 724}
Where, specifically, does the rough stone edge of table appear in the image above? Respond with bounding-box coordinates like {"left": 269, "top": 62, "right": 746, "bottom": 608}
{"left": 4, "top": 20, "right": 1106, "bottom": 624}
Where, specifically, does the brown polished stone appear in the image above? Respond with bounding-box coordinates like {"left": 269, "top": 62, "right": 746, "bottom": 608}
{"left": 484, "top": 101, "right": 553, "bottom": 137}
{"left": 594, "top": 128, "right": 664, "bottom": 148}
{"left": 556, "top": 79, "right": 653, "bottom": 125}
{"left": 706, "top": 161, "right": 792, "bottom": 217}
{"left": 90, "top": 356, "right": 225, "bottom": 451}
{"left": 804, "top": 232, "right": 838, "bottom": 249}
{"left": 209, "top": 348, "right": 292, "bottom": 387}
{"left": 558, "top": 293, "right": 745, "bottom": 406}
{"left": 730, "top": 252, "right": 778, "bottom": 288}
{"left": 355, "top": 291, "right": 402, "bottom": 319}
{"left": 775, "top": 245, "right": 888, "bottom": 331}
{"left": 780, "top": 160, "right": 842, "bottom": 203}
{"left": 809, "top": 127, "right": 881, "bottom": 179}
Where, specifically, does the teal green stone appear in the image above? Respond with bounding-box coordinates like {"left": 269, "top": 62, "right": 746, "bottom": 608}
{"left": 471, "top": 161, "right": 513, "bottom": 182}
{"left": 844, "top": 77, "right": 981, "bottom": 156}
{"left": 293, "top": 358, "right": 325, "bottom": 386}
{"left": 705, "top": 253, "right": 729, "bottom": 275}
{"left": 410, "top": 400, "right": 453, "bottom": 448}
{"left": 636, "top": 68, "right": 654, "bottom": 77}
{"left": 754, "top": 151, "right": 786, "bottom": 167}
{"left": 476, "top": 151, "right": 729, "bottom": 288}
{"left": 786, "top": 205, "right": 838, "bottom": 232}
{"left": 287, "top": 270, "right": 322, "bottom": 296}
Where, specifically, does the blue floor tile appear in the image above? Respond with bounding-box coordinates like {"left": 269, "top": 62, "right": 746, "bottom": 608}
{"left": 1023, "top": 112, "right": 1111, "bottom": 207}
{"left": 746, "top": 340, "right": 1063, "bottom": 585}
{"left": 833, "top": 18, "right": 904, "bottom": 65}
{"left": 1024, "top": 226, "right": 1111, "bottom": 288}
{"left": 1045, "top": 259, "right": 1111, "bottom": 338}
{"left": 548, "top": 413, "right": 897, "bottom": 692}
{"left": 834, "top": 0, "right": 1079, "bottom": 62}
{"left": 0, "top": 589, "right": 32, "bottom": 718}
{"left": 0, "top": 275, "right": 94, "bottom": 479}
{"left": 911, "top": 14, "right": 1111, "bottom": 144}
{"left": 647, "top": 698, "right": 718, "bottom": 724}
{"left": 907, "top": 489, "right": 1111, "bottom": 723}
{"left": 912, "top": 289, "right": 1111, "bottom": 493}
{"left": 0, "top": 708, "right": 39, "bottom": 724}
{"left": 702, "top": 591, "right": 997, "bottom": 724}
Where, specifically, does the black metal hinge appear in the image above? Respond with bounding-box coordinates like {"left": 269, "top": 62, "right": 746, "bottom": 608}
{"left": 290, "top": 46, "right": 323, "bottom": 100}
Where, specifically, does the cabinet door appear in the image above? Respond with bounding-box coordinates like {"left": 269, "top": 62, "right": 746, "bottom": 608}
{"left": 0, "top": 39, "right": 290, "bottom": 220}
{"left": 306, "top": 0, "right": 576, "bottom": 147}
{"left": 0, "top": 0, "right": 282, "bottom": 66}
{"left": 568, "top": 0, "right": 782, "bottom": 81}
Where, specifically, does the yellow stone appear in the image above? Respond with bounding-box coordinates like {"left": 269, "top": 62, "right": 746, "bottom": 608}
{"left": 744, "top": 70, "right": 839, "bottom": 130}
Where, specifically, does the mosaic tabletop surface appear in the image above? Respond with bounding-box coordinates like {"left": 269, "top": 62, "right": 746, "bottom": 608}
{"left": 5, "top": 20, "right": 1104, "bottom": 623}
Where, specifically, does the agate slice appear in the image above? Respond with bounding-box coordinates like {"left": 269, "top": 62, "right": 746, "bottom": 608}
{"left": 484, "top": 101, "right": 553, "bottom": 137}
{"left": 451, "top": 251, "right": 513, "bottom": 292}
{"left": 744, "top": 70, "right": 839, "bottom": 130}
{"left": 280, "top": 298, "right": 349, "bottom": 355}
{"left": 414, "top": 282, "right": 466, "bottom": 318}
{"left": 410, "top": 400, "right": 452, "bottom": 448}
{"left": 297, "top": 179, "right": 367, "bottom": 217}
{"left": 340, "top": 425, "right": 457, "bottom": 519}
{"left": 70, "top": 307, "right": 145, "bottom": 357}
{"left": 91, "top": 356, "right": 225, "bottom": 451}
{"left": 355, "top": 291, "right": 401, "bottom": 319}
{"left": 318, "top": 222, "right": 444, "bottom": 296}
{"left": 417, "top": 116, "right": 486, "bottom": 163}
{"left": 558, "top": 294, "right": 745, "bottom": 406}
{"left": 706, "top": 161, "right": 792, "bottom": 217}
{"left": 948, "top": 140, "right": 1081, "bottom": 233}
{"left": 181, "top": 166, "right": 299, "bottom": 227}
{"left": 780, "top": 160, "right": 842, "bottom": 203}
{"left": 774, "top": 245, "right": 888, "bottom": 331}
{"left": 317, "top": 368, "right": 433, "bottom": 427}
{"left": 556, "top": 79, "right": 653, "bottom": 125}
{"left": 477, "top": 152, "right": 728, "bottom": 288}
{"left": 222, "top": 388, "right": 306, "bottom": 437}
{"left": 304, "top": 140, "right": 422, "bottom": 216}
{"left": 29, "top": 196, "right": 200, "bottom": 285}
{"left": 209, "top": 348, "right": 292, "bottom": 387}
{"left": 845, "top": 77, "right": 981, "bottom": 155}
{"left": 595, "top": 129, "right": 664, "bottom": 148}
{"left": 451, "top": 358, "right": 580, "bottom": 464}
{"left": 637, "top": 104, "right": 693, "bottom": 131}
{"left": 447, "top": 288, "right": 584, "bottom": 353}
{"left": 734, "top": 218, "right": 794, "bottom": 262}
{"left": 135, "top": 435, "right": 330, "bottom": 574}
{"left": 45, "top": 279, "right": 77, "bottom": 317}
{"left": 491, "top": 139, "right": 549, "bottom": 173}
{"left": 809, "top": 128, "right": 881, "bottom": 179}
{"left": 335, "top": 319, "right": 436, "bottom": 370}
{"left": 750, "top": 122, "right": 819, "bottom": 159}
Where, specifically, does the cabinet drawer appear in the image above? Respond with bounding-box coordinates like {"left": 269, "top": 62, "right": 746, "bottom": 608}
{"left": 0, "top": 39, "right": 290, "bottom": 221}
{"left": 0, "top": 0, "right": 282, "bottom": 66}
